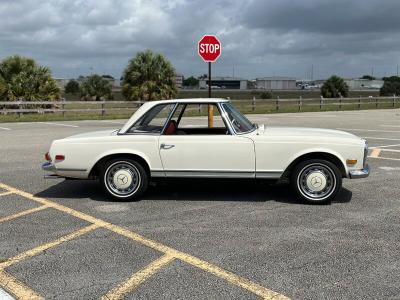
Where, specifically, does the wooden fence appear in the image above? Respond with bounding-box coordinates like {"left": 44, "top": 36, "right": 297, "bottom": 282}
{"left": 0, "top": 96, "right": 399, "bottom": 117}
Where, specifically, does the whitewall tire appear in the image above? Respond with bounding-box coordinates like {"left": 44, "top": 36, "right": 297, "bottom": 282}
{"left": 100, "top": 158, "right": 148, "bottom": 201}
{"left": 291, "top": 159, "right": 342, "bottom": 204}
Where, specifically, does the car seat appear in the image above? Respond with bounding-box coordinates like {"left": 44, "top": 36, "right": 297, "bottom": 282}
{"left": 165, "top": 120, "right": 177, "bottom": 135}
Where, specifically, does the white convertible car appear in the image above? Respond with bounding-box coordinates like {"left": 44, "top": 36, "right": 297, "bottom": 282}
{"left": 43, "top": 99, "right": 369, "bottom": 203}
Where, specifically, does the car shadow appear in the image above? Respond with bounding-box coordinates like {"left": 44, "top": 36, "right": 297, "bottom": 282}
{"left": 35, "top": 178, "right": 353, "bottom": 205}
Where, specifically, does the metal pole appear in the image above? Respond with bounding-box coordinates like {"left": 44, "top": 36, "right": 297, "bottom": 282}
{"left": 208, "top": 62, "right": 213, "bottom": 128}
{"left": 208, "top": 62, "right": 211, "bottom": 98}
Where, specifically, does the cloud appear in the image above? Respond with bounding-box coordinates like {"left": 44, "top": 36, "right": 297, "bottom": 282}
{"left": 0, "top": 0, "right": 399, "bottom": 79}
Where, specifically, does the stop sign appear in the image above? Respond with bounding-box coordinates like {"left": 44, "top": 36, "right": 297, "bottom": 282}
{"left": 198, "top": 35, "right": 221, "bottom": 62}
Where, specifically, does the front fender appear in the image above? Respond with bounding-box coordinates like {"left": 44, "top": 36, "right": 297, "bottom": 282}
{"left": 282, "top": 147, "right": 349, "bottom": 175}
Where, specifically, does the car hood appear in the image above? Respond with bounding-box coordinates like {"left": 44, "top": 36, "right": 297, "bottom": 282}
{"left": 62, "top": 129, "right": 118, "bottom": 140}
{"left": 259, "top": 126, "right": 361, "bottom": 140}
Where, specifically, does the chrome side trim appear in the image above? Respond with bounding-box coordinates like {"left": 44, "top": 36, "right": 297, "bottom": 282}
{"left": 165, "top": 171, "right": 255, "bottom": 178}
{"left": 255, "top": 172, "right": 283, "bottom": 179}
{"left": 151, "top": 171, "right": 165, "bottom": 177}
{"left": 150, "top": 170, "right": 283, "bottom": 179}
{"left": 349, "top": 164, "right": 370, "bottom": 179}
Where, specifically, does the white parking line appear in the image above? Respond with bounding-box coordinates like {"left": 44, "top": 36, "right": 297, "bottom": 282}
{"left": 337, "top": 128, "right": 400, "bottom": 133}
{"left": 100, "top": 121, "right": 126, "bottom": 124}
{"left": 369, "top": 156, "right": 400, "bottom": 161}
{"left": 379, "top": 148, "right": 400, "bottom": 153}
{"left": 0, "top": 288, "right": 15, "bottom": 300}
{"left": 370, "top": 144, "right": 400, "bottom": 149}
{"left": 379, "top": 166, "right": 400, "bottom": 171}
{"left": 380, "top": 125, "right": 400, "bottom": 128}
{"left": 363, "top": 136, "right": 400, "bottom": 141}
{"left": 38, "top": 122, "right": 78, "bottom": 128}
{"left": 0, "top": 127, "right": 11, "bottom": 131}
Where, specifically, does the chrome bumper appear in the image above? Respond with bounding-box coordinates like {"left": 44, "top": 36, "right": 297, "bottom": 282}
{"left": 42, "top": 162, "right": 61, "bottom": 179}
{"left": 42, "top": 161, "right": 55, "bottom": 172}
{"left": 349, "top": 164, "right": 370, "bottom": 179}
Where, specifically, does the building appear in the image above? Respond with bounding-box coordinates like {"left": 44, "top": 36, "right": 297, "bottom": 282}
{"left": 255, "top": 77, "right": 297, "bottom": 90}
{"left": 175, "top": 74, "right": 184, "bottom": 89}
{"left": 344, "top": 79, "right": 384, "bottom": 90}
{"left": 199, "top": 77, "right": 247, "bottom": 90}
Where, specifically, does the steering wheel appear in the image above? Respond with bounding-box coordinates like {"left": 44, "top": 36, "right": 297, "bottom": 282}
{"left": 232, "top": 119, "right": 241, "bottom": 131}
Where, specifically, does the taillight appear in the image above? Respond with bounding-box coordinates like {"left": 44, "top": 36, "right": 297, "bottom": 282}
{"left": 45, "top": 152, "right": 51, "bottom": 161}
{"left": 55, "top": 155, "right": 65, "bottom": 162}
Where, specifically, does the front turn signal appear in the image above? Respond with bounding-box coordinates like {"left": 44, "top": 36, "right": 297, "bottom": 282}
{"left": 346, "top": 159, "right": 357, "bottom": 165}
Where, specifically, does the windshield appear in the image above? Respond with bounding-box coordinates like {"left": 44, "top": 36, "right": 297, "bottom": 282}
{"left": 222, "top": 102, "right": 255, "bottom": 134}
{"left": 127, "top": 103, "right": 175, "bottom": 134}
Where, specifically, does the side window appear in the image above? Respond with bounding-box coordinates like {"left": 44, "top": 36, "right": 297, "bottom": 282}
{"left": 128, "top": 103, "right": 175, "bottom": 134}
{"left": 166, "top": 103, "right": 228, "bottom": 135}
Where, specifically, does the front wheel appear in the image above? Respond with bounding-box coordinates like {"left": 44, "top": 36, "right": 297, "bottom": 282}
{"left": 291, "top": 159, "right": 342, "bottom": 204}
{"left": 100, "top": 158, "right": 148, "bottom": 201}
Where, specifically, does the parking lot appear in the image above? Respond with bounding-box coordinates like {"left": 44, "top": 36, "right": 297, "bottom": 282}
{"left": 1, "top": 108, "right": 399, "bottom": 299}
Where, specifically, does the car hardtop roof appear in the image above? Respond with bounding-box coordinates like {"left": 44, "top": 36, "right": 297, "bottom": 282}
{"left": 119, "top": 98, "right": 230, "bottom": 134}
{"left": 150, "top": 98, "right": 230, "bottom": 105}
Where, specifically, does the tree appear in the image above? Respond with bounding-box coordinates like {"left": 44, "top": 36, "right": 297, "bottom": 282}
{"left": 259, "top": 91, "right": 273, "bottom": 99}
{"left": 65, "top": 79, "right": 80, "bottom": 94}
{"left": 183, "top": 76, "right": 199, "bottom": 87}
{"left": 360, "top": 75, "right": 375, "bottom": 80}
{"left": 80, "top": 74, "right": 112, "bottom": 101}
{"left": 321, "top": 75, "right": 349, "bottom": 98}
{"left": 122, "top": 50, "right": 177, "bottom": 101}
{"left": 0, "top": 55, "right": 61, "bottom": 101}
{"left": 380, "top": 76, "right": 400, "bottom": 96}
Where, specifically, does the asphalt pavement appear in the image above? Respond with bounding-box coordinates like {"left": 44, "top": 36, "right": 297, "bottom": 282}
{"left": 0, "top": 109, "right": 399, "bottom": 299}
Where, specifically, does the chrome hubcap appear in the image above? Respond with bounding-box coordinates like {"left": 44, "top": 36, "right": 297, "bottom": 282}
{"left": 105, "top": 162, "right": 140, "bottom": 197}
{"left": 297, "top": 164, "right": 336, "bottom": 200}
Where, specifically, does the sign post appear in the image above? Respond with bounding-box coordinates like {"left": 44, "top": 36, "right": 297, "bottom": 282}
{"left": 198, "top": 35, "right": 221, "bottom": 128}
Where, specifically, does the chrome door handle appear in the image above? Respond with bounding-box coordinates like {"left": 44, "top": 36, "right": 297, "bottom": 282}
{"left": 160, "top": 143, "right": 175, "bottom": 150}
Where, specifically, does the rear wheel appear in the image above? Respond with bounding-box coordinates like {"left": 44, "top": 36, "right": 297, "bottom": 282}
{"left": 100, "top": 158, "right": 148, "bottom": 201}
{"left": 291, "top": 159, "right": 342, "bottom": 204}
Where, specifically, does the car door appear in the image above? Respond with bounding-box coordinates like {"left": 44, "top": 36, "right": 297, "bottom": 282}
{"left": 158, "top": 103, "right": 255, "bottom": 178}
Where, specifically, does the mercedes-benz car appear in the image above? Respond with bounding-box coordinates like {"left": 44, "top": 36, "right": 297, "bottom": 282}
{"left": 43, "top": 99, "right": 369, "bottom": 203}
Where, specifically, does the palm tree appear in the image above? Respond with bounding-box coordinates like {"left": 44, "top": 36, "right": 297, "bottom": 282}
{"left": 321, "top": 75, "right": 349, "bottom": 98}
{"left": 122, "top": 50, "right": 177, "bottom": 101}
{"left": 0, "top": 55, "right": 61, "bottom": 101}
{"left": 80, "top": 74, "right": 113, "bottom": 101}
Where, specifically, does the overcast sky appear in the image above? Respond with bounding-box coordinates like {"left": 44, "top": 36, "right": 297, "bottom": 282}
{"left": 1, "top": 0, "right": 400, "bottom": 80}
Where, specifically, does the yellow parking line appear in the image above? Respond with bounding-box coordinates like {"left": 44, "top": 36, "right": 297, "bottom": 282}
{"left": 0, "top": 191, "right": 12, "bottom": 197}
{"left": 0, "top": 205, "right": 49, "bottom": 224}
{"left": 368, "top": 156, "right": 400, "bottom": 161}
{"left": 0, "top": 270, "right": 43, "bottom": 300}
{"left": 370, "top": 149, "right": 381, "bottom": 158}
{"left": 0, "top": 182, "right": 289, "bottom": 300}
{"left": 0, "top": 224, "right": 99, "bottom": 269}
{"left": 101, "top": 254, "right": 175, "bottom": 300}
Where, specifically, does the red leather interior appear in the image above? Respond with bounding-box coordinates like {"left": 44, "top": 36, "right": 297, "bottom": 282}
{"left": 165, "top": 120, "right": 177, "bottom": 135}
